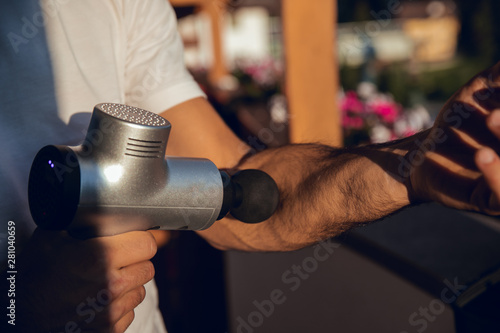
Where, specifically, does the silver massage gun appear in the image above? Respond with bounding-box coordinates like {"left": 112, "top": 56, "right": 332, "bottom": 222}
{"left": 28, "top": 103, "right": 279, "bottom": 238}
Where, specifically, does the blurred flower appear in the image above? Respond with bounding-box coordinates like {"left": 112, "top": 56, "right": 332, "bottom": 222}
{"left": 370, "top": 124, "right": 393, "bottom": 143}
{"left": 366, "top": 95, "right": 401, "bottom": 124}
{"left": 407, "top": 105, "right": 432, "bottom": 131}
{"left": 269, "top": 94, "right": 288, "bottom": 124}
{"left": 357, "top": 82, "right": 377, "bottom": 100}
{"left": 340, "top": 91, "right": 364, "bottom": 115}
{"left": 343, "top": 115, "right": 364, "bottom": 130}
{"left": 237, "top": 58, "right": 283, "bottom": 87}
{"left": 339, "top": 85, "right": 432, "bottom": 146}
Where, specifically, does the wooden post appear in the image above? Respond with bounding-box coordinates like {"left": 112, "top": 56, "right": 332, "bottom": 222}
{"left": 170, "top": 0, "right": 229, "bottom": 85}
{"left": 282, "top": 0, "right": 341, "bottom": 146}
{"left": 202, "top": 0, "right": 229, "bottom": 85}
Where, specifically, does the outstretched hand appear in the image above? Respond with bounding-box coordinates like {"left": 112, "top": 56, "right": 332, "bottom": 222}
{"left": 409, "top": 61, "right": 500, "bottom": 215}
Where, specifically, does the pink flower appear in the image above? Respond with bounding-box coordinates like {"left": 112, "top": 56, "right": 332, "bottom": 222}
{"left": 367, "top": 97, "right": 401, "bottom": 124}
{"left": 342, "top": 115, "right": 351, "bottom": 128}
{"left": 340, "top": 91, "right": 364, "bottom": 114}
{"left": 240, "top": 58, "right": 282, "bottom": 86}
{"left": 350, "top": 116, "right": 364, "bottom": 129}
{"left": 342, "top": 115, "right": 364, "bottom": 130}
{"left": 340, "top": 91, "right": 367, "bottom": 130}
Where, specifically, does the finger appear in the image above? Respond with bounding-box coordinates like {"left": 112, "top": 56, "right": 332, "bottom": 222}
{"left": 89, "top": 231, "right": 157, "bottom": 268}
{"left": 475, "top": 148, "right": 500, "bottom": 205}
{"left": 108, "top": 260, "right": 155, "bottom": 299}
{"left": 113, "top": 310, "right": 135, "bottom": 333}
{"left": 109, "top": 286, "right": 146, "bottom": 328}
{"left": 487, "top": 110, "right": 500, "bottom": 139}
{"left": 474, "top": 87, "right": 500, "bottom": 111}
{"left": 149, "top": 230, "right": 171, "bottom": 247}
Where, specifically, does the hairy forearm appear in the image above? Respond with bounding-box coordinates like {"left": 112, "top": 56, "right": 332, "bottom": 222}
{"left": 199, "top": 132, "right": 428, "bottom": 252}
{"left": 162, "top": 97, "right": 426, "bottom": 252}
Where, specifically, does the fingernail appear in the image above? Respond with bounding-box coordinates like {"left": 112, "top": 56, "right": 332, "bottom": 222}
{"left": 490, "top": 111, "right": 500, "bottom": 128}
{"left": 479, "top": 149, "right": 495, "bottom": 164}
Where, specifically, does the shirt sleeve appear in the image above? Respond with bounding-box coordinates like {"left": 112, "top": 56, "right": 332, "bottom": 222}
{"left": 123, "top": 0, "right": 205, "bottom": 113}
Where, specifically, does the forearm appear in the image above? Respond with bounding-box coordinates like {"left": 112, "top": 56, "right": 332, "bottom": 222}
{"left": 161, "top": 97, "right": 425, "bottom": 252}
{"left": 199, "top": 131, "right": 428, "bottom": 252}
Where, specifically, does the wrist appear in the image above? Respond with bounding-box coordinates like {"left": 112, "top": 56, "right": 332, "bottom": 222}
{"left": 349, "top": 129, "right": 433, "bottom": 209}
{"left": 399, "top": 129, "right": 435, "bottom": 204}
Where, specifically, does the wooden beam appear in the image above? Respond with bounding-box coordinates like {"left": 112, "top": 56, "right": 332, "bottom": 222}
{"left": 283, "top": 0, "right": 341, "bottom": 146}
{"left": 202, "top": 0, "right": 229, "bottom": 85}
{"left": 171, "top": 0, "right": 229, "bottom": 85}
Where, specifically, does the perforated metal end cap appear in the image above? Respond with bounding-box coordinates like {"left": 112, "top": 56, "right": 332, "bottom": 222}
{"left": 97, "top": 103, "right": 169, "bottom": 127}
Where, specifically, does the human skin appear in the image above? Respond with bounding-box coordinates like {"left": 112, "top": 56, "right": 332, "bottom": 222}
{"left": 159, "top": 61, "right": 500, "bottom": 251}
{"left": 8, "top": 230, "right": 157, "bottom": 333}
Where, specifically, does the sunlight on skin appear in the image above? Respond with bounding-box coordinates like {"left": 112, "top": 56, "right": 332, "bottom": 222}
{"left": 426, "top": 151, "right": 482, "bottom": 180}
{"left": 448, "top": 127, "right": 483, "bottom": 151}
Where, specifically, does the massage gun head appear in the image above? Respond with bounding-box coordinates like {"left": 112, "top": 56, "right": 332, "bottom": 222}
{"left": 28, "top": 103, "right": 279, "bottom": 237}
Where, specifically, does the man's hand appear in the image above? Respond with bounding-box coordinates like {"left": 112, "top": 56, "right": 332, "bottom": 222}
{"left": 409, "top": 61, "right": 500, "bottom": 215}
{"left": 12, "top": 229, "right": 157, "bottom": 333}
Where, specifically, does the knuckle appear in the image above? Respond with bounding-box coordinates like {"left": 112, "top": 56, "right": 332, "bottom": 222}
{"left": 110, "top": 287, "right": 146, "bottom": 322}
{"left": 107, "top": 271, "right": 126, "bottom": 299}
{"left": 144, "top": 260, "right": 155, "bottom": 281}
{"left": 131, "top": 286, "right": 147, "bottom": 307}
{"left": 124, "top": 311, "right": 136, "bottom": 329}
{"left": 107, "top": 261, "right": 154, "bottom": 299}
{"left": 113, "top": 311, "right": 135, "bottom": 333}
{"left": 135, "top": 232, "right": 158, "bottom": 259}
{"left": 129, "top": 310, "right": 136, "bottom": 323}
{"left": 145, "top": 232, "right": 158, "bottom": 257}
{"left": 109, "top": 300, "right": 127, "bottom": 324}
{"left": 138, "top": 285, "right": 147, "bottom": 302}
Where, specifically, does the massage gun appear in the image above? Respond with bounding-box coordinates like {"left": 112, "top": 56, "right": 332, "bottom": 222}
{"left": 28, "top": 103, "right": 279, "bottom": 237}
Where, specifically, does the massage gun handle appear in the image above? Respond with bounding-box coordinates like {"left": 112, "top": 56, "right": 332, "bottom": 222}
{"left": 217, "top": 169, "right": 279, "bottom": 223}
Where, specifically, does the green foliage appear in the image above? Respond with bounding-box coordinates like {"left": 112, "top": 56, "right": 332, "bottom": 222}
{"left": 339, "top": 58, "right": 491, "bottom": 107}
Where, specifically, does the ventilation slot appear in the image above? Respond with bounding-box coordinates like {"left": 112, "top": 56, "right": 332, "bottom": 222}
{"left": 125, "top": 138, "right": 163, "bottom": 159}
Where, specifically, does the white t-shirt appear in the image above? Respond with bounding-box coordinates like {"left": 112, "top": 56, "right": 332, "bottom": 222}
{"left": 43, "top": 0, "right": 204, "bottom": 121}
{"left": 0, "top": 0, "right": 205, "bottom": 331}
